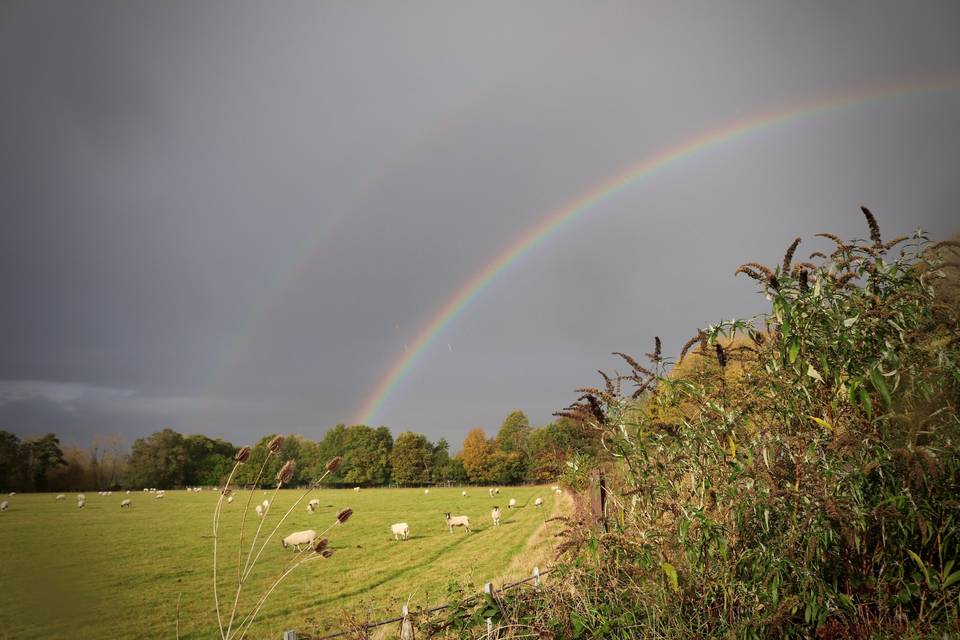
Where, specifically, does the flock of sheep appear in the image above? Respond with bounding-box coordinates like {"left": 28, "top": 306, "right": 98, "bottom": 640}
{"left": 1, "top": 486, "right": 563, "bottom": 550}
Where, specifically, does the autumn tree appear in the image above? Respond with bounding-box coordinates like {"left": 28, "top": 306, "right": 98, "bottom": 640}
{"left": 461, "top": 428, "right": 497, "bottom": 483}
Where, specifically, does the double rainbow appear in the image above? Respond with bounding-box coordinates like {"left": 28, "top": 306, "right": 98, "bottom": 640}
{"left": 354, "top": 74, "right": 960, "bottom": 425}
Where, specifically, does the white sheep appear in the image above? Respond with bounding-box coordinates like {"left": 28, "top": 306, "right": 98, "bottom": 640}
{"left": 488, "top": 488, "right": 495, "bottom": 497}
{"left": 508, "top": 498, "right": 517, "bottom": 509}
{"left": 551, "top": 486, "right": 558, "bottom": 491}
{"left": 444, "top": 512, "right": 470, "bottom": 533}
{"left": 77, "top": 498, "right": 85, "bottom": 509}
{"left": 494, "top": 488, "right": 500, "bottom": 495}
{"left": 461, "top": 490, "right": 468, "bottom": 497}
{"left": 154, "top": 492, "right": 165, "bottom": 500}
{"left": 491, "top": 506, "right": 501, "bottom": 526}
{"left": 56, "top": 494, "right": 66, "bottom": 501}
{"left": 255, "top": 504, "right": 264, "bottom": 518}
{"left": 125, "top": 490, "right": 130, "bottom": 495}
{"left": 8, "top": 492, "right": 15, "bottom": 496}
{"left": 77, "top": 494, "right": 85, "bottom": 501}
{"left": 1, "top": 500, "right": 8, "bottom": 511}
{"left": 262, "top": 499, "right": 270, "bottom": 511}
{"left": 391, "top": 522, "right": 410, "bottom": 541}
{"left": 120, "top": 499, "right": 132, "bottom": 508}
{"left": 307, "top": 498, "right": 320, "bottom": 513}
{"left": 353, "top": 486, "right": 360, "bottom": 492}
{"left": 424, "top": 489, "right": 429, "bottom": 495}
{"left": 555, "top": 488, "right": 562, "bottom": 495}
{"left": 281, "top": 529, "right": 317, "bottom": 551}
{"left": 227, "top": 495, "right": 234, "bottom": 504}
{"left": 534, "top": 497, "right": 543, "bottom": 508}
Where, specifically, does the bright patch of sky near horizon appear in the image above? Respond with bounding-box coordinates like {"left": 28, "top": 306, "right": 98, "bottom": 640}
{"left": 1, "top": 1, "right": 958, "bottom": 447}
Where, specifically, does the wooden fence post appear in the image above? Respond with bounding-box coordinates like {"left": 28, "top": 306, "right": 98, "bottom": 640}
{"left": 400, "top": 604, "right": 415, "bottom": 640}
{"left": 483, "top": 582, "right": 497, "bottom": 639}
{"left": 282, "top": 631, "right": 297, "bottom": 640}
{"left": 532, "top": 565, "right": 541, "bottom": 588}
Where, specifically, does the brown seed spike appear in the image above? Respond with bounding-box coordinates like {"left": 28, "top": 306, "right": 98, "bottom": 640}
{"left": 715, "top": 343, "right": 727, "bottom": 368}
{"left": 611, "top": 352, "right": 653, "bottom": 377}
{"left": 783, "top": 237, "right": 802, "bottom": 272}
{"left": 325, "top": 456, "right": 342, "bottom": 473}
{"left": 808, "top": 251, "right": 827, "bottom": 260}
{"left": 336, "top": 508, "right": 353, "bottom": 524}
{"left": 678, "top": 332, "right": 702, "bottom": 362}
{"left": 597, "top": 370, "right": 615, "bottom": 397}
{"left": 320, "top": 549, "right": 334, "bottom": 559}
{"left": 234, "top": 446, "right": 251, "bottom": 463}
{"left": 799, "top": 269, "right": 809, "bottom": 293}
{"left": 313, "top": 537, "right": 329, "bottom": 553}
{"left": 768, "top": 274, "right": 780, "bottom": 291}
{"left": 861, "top": 206, "right": 882, "bottom": 247}
{"left": 276, "top": 460, "right": 296, "bottom": 484}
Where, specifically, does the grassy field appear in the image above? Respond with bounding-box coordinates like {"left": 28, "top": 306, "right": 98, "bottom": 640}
{"left": 0, "top": 485, "right": 564, "bottom": 639}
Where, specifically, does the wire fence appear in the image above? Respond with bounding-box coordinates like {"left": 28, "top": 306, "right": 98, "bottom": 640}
{"left": 285, "top": 566, "right": 553, "bottom": 640}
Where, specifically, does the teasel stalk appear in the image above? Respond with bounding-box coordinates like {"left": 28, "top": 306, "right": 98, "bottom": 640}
{"left": 231, "top": 536, "right": 338, "bottom": 640}
{"left": 212, "top": 447, "right": 252, "bottom": 639}
{"left": 240, "top": 458, "right": 341, "bottom": 585}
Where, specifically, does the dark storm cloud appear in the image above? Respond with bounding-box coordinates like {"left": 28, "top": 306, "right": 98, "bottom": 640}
{"left": 1, "top": 1, "right": 958, "bottom": 446}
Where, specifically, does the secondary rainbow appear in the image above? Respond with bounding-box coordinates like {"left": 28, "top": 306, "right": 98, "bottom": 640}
{"left": 354, "top": 73, "right": 960, "bottom": 425}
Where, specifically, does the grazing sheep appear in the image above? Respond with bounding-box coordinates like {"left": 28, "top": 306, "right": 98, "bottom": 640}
{"left": 508, "top": 498, "right": 517, "bottom": 509}
{"left": 8, "top": 492, "right": 15, "bottom": 496}
{"left": 488, "top": 488, "right": 495, "bottom": 497}
{"left": 494, "top": 488, "right": 500, "bottom": 495}
{"left": 77, "top": 498, "right": 85, "bottom": 509}
{"left": 107, "top": 491, "right": 112, "bottom": 496}
{"left": 255, "top": 504, "right": 264, "bottom": 518}
{"left": 424, "top": 489, "right": 429, "bottom": 495}
{"left": 534, "top": 498, "right": 543, "bottom": 508}
{"left": 125, "top": 490, "right": 130, "bottom": 495}
{"left": 307, "top": 499, "right": 320, "bottom": 513}
{"left": 353, "top": 486, "right": 360, "bottom": 492}
{"left": 443, "top": 512, "right": 470, "bottom": 533}
{"left": 555, "top": 488, "right": 562, "bottom": 495}
{"left": 1, "top": 500, "right": 8, "bottom": 511}
{"left": 227, "top": 495, "right": 234, "bottom": 504}
{"left": 281, "top": 529, "right": 317, "bottom": 551}
{"left": 56, "top": 494, "right": 66, "bottom": 501}
{"left": 154, "top": 492, "right": 165, "bottom": 500}
{"left": 77, "top": 494, "right": 85, "bottom": 501}
{"left": 391, "top": 522, "right": 410, "bottom": 541}
{"left": 461, "top": 490, "right": 468, "bottom": 497}
{"left": 550, "top": 486, "right": 558, "bottom": 491}
{"left": 262, "top": 499, "right": 270, "bottom": 511}
{"left": 491, "top": 506, "right": 501, "bottom": 526}
{"left": 120, "top": 499, "right": 132, "bottom": 508}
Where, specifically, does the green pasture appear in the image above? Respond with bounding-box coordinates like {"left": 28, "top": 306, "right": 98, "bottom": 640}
{"left": 0, "top": 486, "right": 559, "bottom": 639}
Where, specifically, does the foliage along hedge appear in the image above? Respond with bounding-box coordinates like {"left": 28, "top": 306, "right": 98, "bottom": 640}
{"left": 432, "top": 211, "right": 960, "bottom": 638}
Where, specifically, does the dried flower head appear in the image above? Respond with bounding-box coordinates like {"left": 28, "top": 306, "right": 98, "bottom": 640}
{"left": 336, "top": 508, "right": 353, "bottom": 524}
{"left": 234, "top": 447, "right": 251, "bottom": 463}
{"left": 325, "top": 456, "right": 342, "bottom": 473}
{"left": 861, "top": 206, "right": 882, "bottom": 247}
{"left": 715, "top": 343, "right": 727, "bottom": 368}
{"left": 268, "top": 435, "right": 285, "bottom": 454}
{"left": 276, "top": 460, "right": 296, "bottom": 484}
{"left": 782, "top": 237, "right": 801, "bottom": 271}
{"left": 313, "top": 537, "right": 329, "bottom": 554}
{"left": 320, "top": 549, "right": 334, "bottom": 559}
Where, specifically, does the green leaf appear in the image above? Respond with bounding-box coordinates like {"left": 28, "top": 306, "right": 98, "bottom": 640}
{"left": 788, "top": 339, "right": 800, "bottom": 364}
{"left": 869, "top": 367, "right": 892, "bottom": 409}
{"left": 943, "top": 570, "right": 960, "bottom": 589}
{"left": 858, "top": 386, "right": 873, "bottom": 420}
{"left": 662, "top": 562, "right": 679, "bottom": 592}
{"left": 808, "top": 416, "right": 833, "bottom": 430}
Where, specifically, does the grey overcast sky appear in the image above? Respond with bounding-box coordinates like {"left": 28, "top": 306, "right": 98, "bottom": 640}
{"left": 1, "top": 1, "right": 958, "bottom": 448}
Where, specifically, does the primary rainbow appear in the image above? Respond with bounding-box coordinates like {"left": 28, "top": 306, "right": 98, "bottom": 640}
{"left": 354, "top": 73, "right": 960, "bottom": 425}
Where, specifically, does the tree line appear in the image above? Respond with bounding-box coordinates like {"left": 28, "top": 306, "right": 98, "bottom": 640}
{"left": 0, "top": 410, "right": 596, "bottom": 492}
